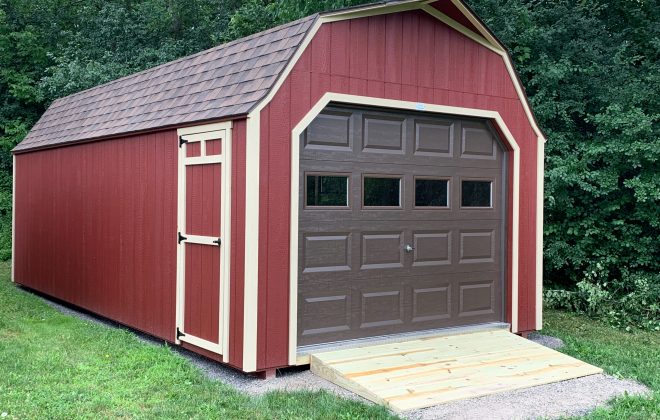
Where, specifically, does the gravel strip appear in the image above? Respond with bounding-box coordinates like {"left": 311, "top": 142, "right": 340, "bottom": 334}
{"left": 528, "top": 332, "right": 565, "bottom": 350}
{"left": 183, "top": 351, "right": 365, "bottom": 399}
{"left": 39, "top": 292, "right": 651, "bottom": 419}
{"left": 405, "top": 374, "right": 649, "bottom": 420}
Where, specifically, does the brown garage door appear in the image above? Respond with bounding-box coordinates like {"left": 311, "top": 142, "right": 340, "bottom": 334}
{"left": 298, "top": 105, "right": 506, "bottom": 347}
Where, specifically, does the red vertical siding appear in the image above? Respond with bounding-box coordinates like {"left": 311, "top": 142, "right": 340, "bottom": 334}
{"left": 258, "top": 78, "right": 293, "bottom": 369}
{"left": 229, "top": 119, "right": 247, "bottom": 369}
{"left": 256, "top": 10, "right": 539, "bottom": 368}
{"left": 15, "top": 119, "right": 249, "bottom": 365}
{"left": 14, "top": 131, "right": 179, "bottom": 341}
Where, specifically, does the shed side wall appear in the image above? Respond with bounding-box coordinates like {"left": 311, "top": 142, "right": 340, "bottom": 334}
{"left": 256, "top": 10, "right": 538, "bottom": 370}
{"left": 14, "top": 131, "right": 179, "bottom": 341}
{"left": 14, "top": 122, "right": 248, "bottom": 368}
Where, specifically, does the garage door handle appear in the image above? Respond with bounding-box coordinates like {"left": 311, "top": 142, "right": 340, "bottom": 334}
{"left": 404, "top": 244, "right": 414, "bottom": 253}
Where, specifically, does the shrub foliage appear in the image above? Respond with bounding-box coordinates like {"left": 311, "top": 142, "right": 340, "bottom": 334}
{"left": 0, "top": 0, "right": 657, "bottom": 327}
{"left": 469, "top": 0, "right": 659, "bottom": 329}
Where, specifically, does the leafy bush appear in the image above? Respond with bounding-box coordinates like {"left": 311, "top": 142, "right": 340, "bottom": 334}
{"left": 471, "top": 0, "right": 660, "bottom": 329}
{"left": 545, "top": 266, "right": 660, "bottom": 331}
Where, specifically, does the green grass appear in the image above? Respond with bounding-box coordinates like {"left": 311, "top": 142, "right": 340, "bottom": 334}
{"left": 541, "top": 310, "right": 660, "bottom": 419}
{"left": 0, "top": 262, "right": 395, "bottom": 419}
{"left": 0, "top": 260, "right": 657, "bottom": 419}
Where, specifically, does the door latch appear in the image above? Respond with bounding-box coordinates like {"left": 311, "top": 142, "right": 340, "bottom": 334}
{"left": 176, "top": 327, "right": 185, "bottom": 339}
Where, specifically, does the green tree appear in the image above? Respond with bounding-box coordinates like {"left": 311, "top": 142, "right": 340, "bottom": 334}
{"left": 471, "top": 0, "right": 659, "bottom": 328}
{"left": 0, "top": 0, "right": 657, "bottom": 327}
{"left": 0, "top": 0, "right": 247, "bottom": 258}
{"left": 222, "top": 0, "right": 369, "bottom": 40}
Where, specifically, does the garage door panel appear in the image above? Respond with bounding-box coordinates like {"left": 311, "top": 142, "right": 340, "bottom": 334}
{"left": 361, "top": 232, "right": 404, "bottom": 269}
{"left": 414, "top": 119, "right": 454, "bottom": 157}
{"left": 460, "top": 121, "right": 499, "bottom": 160}
{"left": 362, "top": 114, "right": 406, "bottom": 154}
{"left": 299, "top": 106, "right": 505, "bottom": 346}
{"left": 301, "top": 159, "right": 500, "bottom": 175}
{"left": 300, "top": 219, "right": 502, "bottom": 233}
{"left": 304, "top": 110, "right": 353, "bottom": 150}
{"left": 301, "top": 214, "right": 504, "bottom": 225}
{"left": 358, "top": 287, "right": 406, "bottom": 329}
{"left": 459, "top": 230, "right": 496, "bottom": 264}
{"left": 408, "top": 272, "right": 499, "bottom": 321}
{"left": 459, "top": 282, "right": 495, "bottom": 317}
{"left": 304, "top": 154, "right": 503, "bottom": 169}
{"left": 300, "top": 160, "right": 358, "bottom": 173}
{"left": 412, "top": 231, "right": 451, "bottom": 267}
{"left": 457, "top": 285, "right": 500, "bottom": 322}
{"left": 338, "top": 213, "right": 503, "bottom": 222}
{"left": 302, "top": 233, "right": 352, "bottom": 273}
{"left": 411, "top": 283, "right": 451, "bottom": 323}
{"left": 408, "top": 219, "right": 500, "bottom": 232}
{"left": 299, "top": 290, "right": 352, "bottom": 344}
{"left": 299, "top": 222, "right": 501, "bottom": 275}
{"left": 301, "top": 121, "right": 502, "bottom": 169}
{"left": 308, "top": 268, "right": 500, "bottom": 285}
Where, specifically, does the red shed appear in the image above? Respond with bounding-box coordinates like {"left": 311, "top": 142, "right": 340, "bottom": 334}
{"left": 12, "top": 0, "right": 545, "bottom": 375}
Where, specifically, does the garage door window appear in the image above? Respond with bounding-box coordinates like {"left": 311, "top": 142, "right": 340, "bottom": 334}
{"left": 364, "top": 177, "right": 401, "bottom": 207}
{"left": 306, "top": 174, "right": 348, "bottom": 207}
{"left": 415, "top": 178, "right": 449, "bottom": 207}
{"left": 461, "top": 180, "right": 492, "bottom": 207}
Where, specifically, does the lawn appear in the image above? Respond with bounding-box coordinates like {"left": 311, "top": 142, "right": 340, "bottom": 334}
{"left": 0, "top": 260, "right": 657, "bottom": 419}
{"left": 0, "top": 262, "right": 395, "bottom": 419}
{"left": 541, "top": 311, "right": 659, "bottom": 419}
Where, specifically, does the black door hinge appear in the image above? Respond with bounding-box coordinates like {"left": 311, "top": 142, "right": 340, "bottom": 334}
{"left": 179, "top": 136, "right": 188, "bottom": 148}
{"left": 176, "top": 327, "right": 185, "bottom": 339}
{"left": 213, "top": 238, "right": 221, "bottom": 246}
{"left": 178, "top": 232, "right": 187, "bottom": 244}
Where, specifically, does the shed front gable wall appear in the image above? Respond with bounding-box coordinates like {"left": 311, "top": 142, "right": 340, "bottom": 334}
{"left": 252, "top": 9, "right": 539, "bottom": 371}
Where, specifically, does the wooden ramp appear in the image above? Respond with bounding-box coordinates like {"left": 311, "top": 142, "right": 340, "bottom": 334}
{"left": 310, "top": 329, "right": 602, "bottom": 412}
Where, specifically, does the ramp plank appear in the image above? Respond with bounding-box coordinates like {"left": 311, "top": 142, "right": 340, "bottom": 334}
{"left": 310, "top": 329, "right": 602, "bottom": 412}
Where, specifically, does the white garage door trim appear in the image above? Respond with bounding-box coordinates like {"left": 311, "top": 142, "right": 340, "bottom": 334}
{"left": 289, "top": 92, "right": 522, "bottom": 365}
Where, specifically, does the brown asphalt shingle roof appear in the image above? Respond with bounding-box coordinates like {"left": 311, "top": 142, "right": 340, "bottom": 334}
{"left": 15, "top": 14, "right": 318, "bottom": 152}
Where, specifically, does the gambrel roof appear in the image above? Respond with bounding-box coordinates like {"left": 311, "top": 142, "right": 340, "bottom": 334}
{"left": 15, "top": 15, "right": 317, "bottom": 152}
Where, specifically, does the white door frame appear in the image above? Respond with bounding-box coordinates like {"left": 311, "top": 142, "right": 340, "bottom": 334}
{"left": 288, "top": 93, "right": 523, "bottom": 365}
{"left": 175, "top": 121, "right": 232, "bottom": 357}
